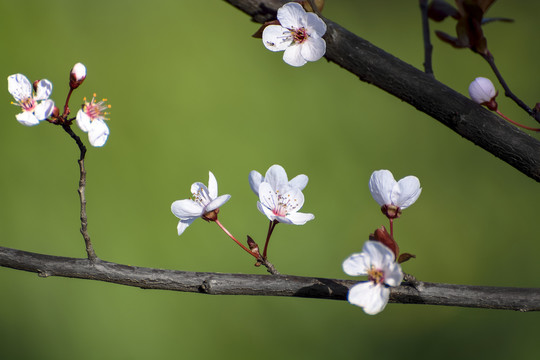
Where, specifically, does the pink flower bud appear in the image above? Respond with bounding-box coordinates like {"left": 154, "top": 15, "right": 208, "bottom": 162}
{"left": 469, "top": 77, "right": 498, "bottom": 110}
{"left": 70, "top": 63, "right": 87, "bottom": 89}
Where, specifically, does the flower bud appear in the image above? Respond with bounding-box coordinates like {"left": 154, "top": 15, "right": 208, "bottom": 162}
{"left": 70, "top": 63, "right": 87, "bottom": 89}
{"left": 468, "top": 77, "right": 498, "bottom": 110}
{"left": 369, "top": 226, "right": 399, "bottom": 259}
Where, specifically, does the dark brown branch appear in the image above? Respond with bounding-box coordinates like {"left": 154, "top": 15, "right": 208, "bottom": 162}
{"left": 223, "top": 0, "right": 540, "bottom": 182}
{"left": 1, "top": 246, "right": 539, "bottom": 311}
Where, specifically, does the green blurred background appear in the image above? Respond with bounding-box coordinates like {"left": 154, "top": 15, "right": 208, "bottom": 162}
{"left": 1, "top": 1, "right": 539, "bottom": 359}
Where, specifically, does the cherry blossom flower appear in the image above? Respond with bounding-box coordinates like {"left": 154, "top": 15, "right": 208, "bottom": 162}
{"left": 369, "top": 169, "right": 421, "bottom": 215}
{"left": 262, "top": 2, "right": 327, "bottom": 67}
{"left": 249, "top": 164, "right": 308, "bottom": 196}
{"left": 8, "top": 73, "right": 55, "bottom": 126}
{"left": 257, "top": 181, "right": 314, "bottom": 225}
{"left": 468, "top": 77, "right": 498, "bottom": 110}
{"left": 171, "top": 171, "right": 231, "bottom": 236}
{"left": 76, "top": 94, "right": 110, "bottom": 147}
{"left": 342, "top": 241, "right": 403, "bottom": 315}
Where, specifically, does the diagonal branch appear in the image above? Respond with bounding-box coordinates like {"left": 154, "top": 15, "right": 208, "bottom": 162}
{"left": 1, "top": 246, "right": 539, "bottom": 311}
{"left": 224, "top": 0, "right": 540, "bottom": 182}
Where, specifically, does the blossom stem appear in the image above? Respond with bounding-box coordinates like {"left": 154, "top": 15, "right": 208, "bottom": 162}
{"left": 62, "top": 87, "right": 74, "bottom": 118}
{"left": 61, "top": 124, "right": 98, "bottom": 261}
{"left": 389, "top": 218, "right": 394, "bottom": 238}
{"left": 215, "top": 220, "right": 259, "bottom": 259}
{"left": 495, "top": 110, "right": 540, "bottom": 132}
{"left": 263, "top": 220, "right": 278, "bottom": 259}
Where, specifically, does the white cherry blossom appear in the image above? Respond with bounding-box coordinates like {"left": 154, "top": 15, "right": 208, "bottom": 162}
{"left": 8, "top": 73, "right": 55, "bottom": 126}
{"left": 257, "top": 181, "right": 314, "bottom": 225}
{"left": 171, "top": 171, "right": 231, "bottom": 236}
{"left": 342, "top": 241, "right": 403, "bottom": 315}
{"left": 249, "top": 164, "right": 308, "bottom": 196}
{"left": 262, "top": 2, "right": 327, "bottom": 67}
{"left": 369, "top": 169, "right": 421, "bottom": 211}
{"left": 76, "top": 94, "right": 110, "bottom": 147}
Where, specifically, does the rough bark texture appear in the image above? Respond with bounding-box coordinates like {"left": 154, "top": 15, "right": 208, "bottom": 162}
{"left": 2, "top": 246, "right": 539, "bottom": 311}
{"left": 224, "top": 0, "right": 540, "bottom": 181}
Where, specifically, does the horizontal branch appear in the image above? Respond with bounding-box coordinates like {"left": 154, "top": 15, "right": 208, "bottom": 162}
{"left": 1, "top": 246, "right": 539, "bottom": 311}
{"left": 224, "top": 0, "right": 540, "bottom": 181}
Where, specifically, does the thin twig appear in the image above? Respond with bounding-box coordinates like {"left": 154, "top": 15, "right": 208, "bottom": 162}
{"left": 0, "top": 246, "right": 538, "bottom": 311}
{"left": 419, "top": 0, "right": 434, "bottom": 76}
{"left": 61, "top": 124, "right": 98, "bottom": 261}
{"left": 483, "top": 52, "right": 540, "bottom": 124}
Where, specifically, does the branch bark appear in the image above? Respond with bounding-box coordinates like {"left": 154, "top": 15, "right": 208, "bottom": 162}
{"left": 1, "top": 246, "right": 539, "bottom": 312}
{"left": 224, "top": 0, "right": 540, "bottom": 181}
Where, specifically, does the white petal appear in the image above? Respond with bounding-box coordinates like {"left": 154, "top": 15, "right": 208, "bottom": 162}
{"left": 348, "top": 282, "right": 390, "bottom": 315}
{"left": 190, "top": 182, "right": 211, "bottom": 205}
{"left": 258, "top": 182, "right": 279, "bottom": 210}
{"left": 284, "top": 211, "right": 314, "bottom": 225}
{"left": 342, "top": 252, "right": 370, "bottom": 276}
{"left": 249, "top": 170, "right": 264, "bottom": 195}
{"left": 289, "top": 174, "right": 308, "bottom": 191}
{"left": 76, "top": 110, "right": 92, "bottom": 132}
{"left": 277, "top": 2, "right": 306, "bottom": 29}
{"left": 262, "top": 25, "right": 292, "bottom": 52}
{"left": 301, "top": 37, "right": 326, "bottom": 62}
{"left": 8, "top": 74, "right": 32, "bottom": 101}
{"left": 282, "top": 187, "right": 305, "bottom": 211}
{"left": 393, "top": 176, "right": 421, "bottom": 210}
{"left": 207, "top": 171, "right": 218, "bottom": 199}
{"left": 257, "top": 200, "right": 276, "bottom": 222}
{"left": 283, "top": 44, "right": 307, "bottom": 67}
{"left": 384, "top": 261, "right": 404, "bottom": 287}
{"left": 369, "top": 170, "right": 396, "bottom": 206}
{"left": 363, "top": 240, "right": 396, "bottom": 267}
{"left": 264, "top": 165, "right": 289, "bottom": 191}
{"left": 16, "top": 111, "right": 39, "bottom": 126}
{"left": 206, "top": 194, "right": 231, "bottom": 212}
{"left": 177, "top": 218, "right": 197, "bottom": 236}
{"left": 468, "top": 77, "right": 496, "bottom": 104}
{"left": 88, "top": 120, "right": 109, "bottom": 147}
{"left": 35, "top": 79, "right": 53, "bottom": 100}
{"left": 305, "top": 12, "right": 327, "bottom": 37}
{"left": 171, "top": 199, "right": 204, "bottom": 219}
{"left": 33, "top": 99, "right": 54, "bottom": 121}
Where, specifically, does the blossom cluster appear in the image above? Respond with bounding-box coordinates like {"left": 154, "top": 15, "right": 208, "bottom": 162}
{"left": 7, "top": 63, "right": 110, "bottom": 147}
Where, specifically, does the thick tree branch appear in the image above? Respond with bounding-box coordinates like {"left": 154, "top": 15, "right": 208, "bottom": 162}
{"left": 1, "top": 246, "right": 539, "bottom": 311}
{"left": 225, "top": 0, "right": 540, "bottom": 181}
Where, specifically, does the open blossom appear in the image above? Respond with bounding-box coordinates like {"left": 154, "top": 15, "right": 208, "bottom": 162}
{"left": 468, "top": 77, "right": 497, "bottom": 110}
{"left": 249, "top": 164, "right": 308, "bottom": 196}
{"left": 8, "top": 73, "right": 55, "bottom": 126}
{"left": 257, "top": 181, "right": 314, "bottom": 225}
{"left": 369, "top": 170, "right": 421, "bottom": 214}
{"left": 171, "top": 171, "right": 231, "bottom": 236}
{"left": 262, "top": 2, "right": 327, "bottom": 67}
{"left": 76, "top": 94, "right": 110, "bottom": 147}
{"left": 342, "top": 241, "right": 403, "bottom": 315}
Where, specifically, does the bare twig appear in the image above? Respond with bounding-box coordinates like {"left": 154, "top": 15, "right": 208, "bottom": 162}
{"left": 419, "top": 0, "right": 434, "bottom": 76}
{"left": 223, "top": 0, "right": 540, "bottom": 182}
{"left": 61, "top": 124, "right": 98, "bottom": 261}
{"left": 482, "top": 52, "right": 540, "bottom": 124}
{"left": 1, "top": 246, "right": 539, "bottom": 311}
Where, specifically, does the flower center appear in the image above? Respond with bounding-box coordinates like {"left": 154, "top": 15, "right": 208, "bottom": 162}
{"left": 192, "top": 187, "right": 211, "bottom": 207}
{"left": 17, "top": 97, "right": 36, "bottom": 112}
{"left": 367, "top": 266, "right": 385, "bottom": 284}
{"left": 271, "top": 191, "right": 299, "bottom": 217}
{"left": 291, "top": 27, "right": 308, "bottom": 44}
{"left": 82, "top": 93, "right": 110, "bottom": 122}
